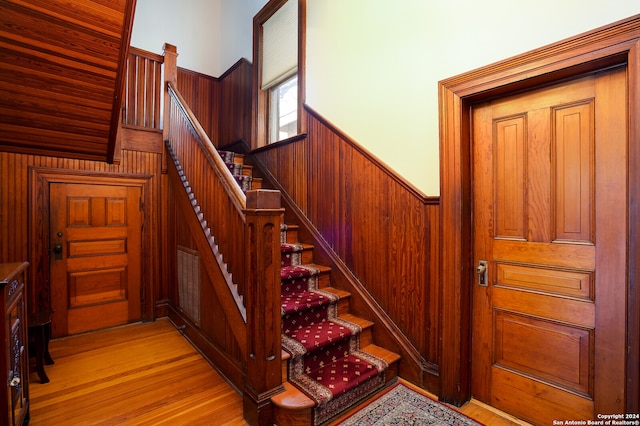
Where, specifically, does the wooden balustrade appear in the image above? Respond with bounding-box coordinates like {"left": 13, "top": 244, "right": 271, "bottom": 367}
{"left": 163, "top": 47, "right": 283, "bottom": 425}
{"left": 122, "top": 47, "right": 164, "bottom": 130}
{"left": 166, "top": 83, "right": 248, "bottom": 301}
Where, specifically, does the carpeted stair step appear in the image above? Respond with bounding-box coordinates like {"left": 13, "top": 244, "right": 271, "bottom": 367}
{"left": 272, "top": 343, "right": 401, "bottom": 425}
{"left": 319, "top": 287, "right": 351, "bottom": 315}
{"left": 280, "top": 223, "right": 300, "bottom": 244}
{"left": 275, "top": 221, "right": 400, "bottom": 424}
{"left": 281, "top": 243, "right": 315, "bottom": 266}
{"left": 281, "top": 263, "right": 332, "bottom": 289}
{"left": 217, "top": 149, "right": 262, "bottom": 192}
{"left": 362, "top": 344, "right": 401, "bottom": 382}
{"left": 218, "top": 150, "right": 244, "bottom": 165}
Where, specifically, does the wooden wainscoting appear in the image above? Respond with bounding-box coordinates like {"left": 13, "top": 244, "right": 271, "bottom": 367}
{"left": 218, "top": 59, "right": 253, "bottom": 147}
{"left": 251, "top": 106, "right": 441, "bottom": 391}
{"left": 177, "top": 59, "right": 253, "bottom": 148}
{"left": 177, "top": 67, "right": 220, "bottom": 145}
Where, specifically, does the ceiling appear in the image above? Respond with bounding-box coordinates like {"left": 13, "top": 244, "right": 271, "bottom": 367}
{"left": 0, "top": 0, "right": 136, "bottom": 162}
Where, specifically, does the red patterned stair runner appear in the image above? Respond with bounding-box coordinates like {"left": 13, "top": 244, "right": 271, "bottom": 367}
{"left": 219, "top": 150, "right": 253, "bottom": 192}
{"left": 218, "top": 148, "right": 390, "bottom": 424}
{"left": 280, "top": 227, "right": 388, "bottom": 425}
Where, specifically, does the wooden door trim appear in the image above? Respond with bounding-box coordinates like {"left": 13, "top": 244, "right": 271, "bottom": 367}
{"left": 438, "top": 14, "right": 640, "bottom": 410}
{"left": 28, "top": 168, "right": 154, "bottom": 323}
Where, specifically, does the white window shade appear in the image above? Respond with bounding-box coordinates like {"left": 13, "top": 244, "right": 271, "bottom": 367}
{"left": 261, "top": 0, "right": 298, "bottom": 90}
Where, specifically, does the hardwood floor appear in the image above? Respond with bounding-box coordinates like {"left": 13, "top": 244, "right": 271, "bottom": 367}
{"left": 28, "top": 319, "right": 248, "bottom": 425}
{"left": 28, "top": 319, "right": 529, "bottom": 425}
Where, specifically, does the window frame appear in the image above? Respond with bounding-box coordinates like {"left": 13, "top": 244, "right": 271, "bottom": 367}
{"left": 269, "top": 74, "right": 298, "bottom": 143}
{"left": 252, "top": 0, "right": 306, "bottom": 149}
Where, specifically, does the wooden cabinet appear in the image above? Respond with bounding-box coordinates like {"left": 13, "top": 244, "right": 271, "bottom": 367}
{"left": 1, "top": 262, "right": 29, "bottom": 426}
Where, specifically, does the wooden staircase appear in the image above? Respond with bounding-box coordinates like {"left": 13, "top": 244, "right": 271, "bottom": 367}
{"left": 219, "top": 149, "right": 401, "bottom": 425}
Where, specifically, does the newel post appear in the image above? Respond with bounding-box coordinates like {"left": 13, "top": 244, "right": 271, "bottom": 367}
{"left": 243, "top": 189, "right": 284, "bottom": 426}
{"left": 162, "top": 43, "right": 177, "bottom": 142}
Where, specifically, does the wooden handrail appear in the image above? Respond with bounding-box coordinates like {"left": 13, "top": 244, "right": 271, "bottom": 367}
{"left": 167, "top": 81, "right": 247, "bottom": 211}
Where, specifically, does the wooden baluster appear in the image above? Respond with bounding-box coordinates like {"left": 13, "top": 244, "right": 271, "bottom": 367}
{"left": 243, "top": 189, "right": 284, "bottom": 426}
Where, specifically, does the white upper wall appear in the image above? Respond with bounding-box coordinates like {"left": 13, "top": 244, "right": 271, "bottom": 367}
{"left": 131, "top": 0, "right": 639, "bottom": 195}
{"left": 130, "top": 0, "right": 223, "bottom": 76}
{"left": 306, "top": 0, "right": 639, "bottom": 195}
{"left": 220, "top": 0, "right": 270, "bottom": 73}
{"left": 131, "top": 0, "right": 267, "bottom": 76}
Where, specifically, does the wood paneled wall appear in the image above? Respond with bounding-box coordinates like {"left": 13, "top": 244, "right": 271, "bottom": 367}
{"left": 177, "top": 59, "right": 253, "bottom": 149}
{"left": 177, "top": 68, "right": 220, "bottom": 144}
{"left": 218, "top": 59, "right": 253, "bottom": 147}
{"left": 252, "top": 106, "right": 441, "bottom": 390}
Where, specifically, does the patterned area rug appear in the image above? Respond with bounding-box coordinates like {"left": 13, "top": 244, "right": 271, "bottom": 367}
{"left": 334, "top": 382, "right": 483, "bottom": 426}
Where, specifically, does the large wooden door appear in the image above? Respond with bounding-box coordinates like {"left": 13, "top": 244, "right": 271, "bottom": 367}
{"left": 471, "top": 66, "right": 627, "bottom": 424}
{"left": 50, "top": 183, "right": 142, "bottom": 337}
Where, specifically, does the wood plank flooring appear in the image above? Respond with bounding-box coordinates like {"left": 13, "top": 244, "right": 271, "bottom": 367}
{"left": 28, "top": 319, "right": 247, "bottom": 425}
{"left": 28, "top": 319, "right": 529, "bottom": 425}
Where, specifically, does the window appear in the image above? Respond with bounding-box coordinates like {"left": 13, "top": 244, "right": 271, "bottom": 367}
{"left": 269, "top": 75, "right": 297, "bottom": 143}
{"left": 254, "top": 0, "right": 305, "bottom": 147}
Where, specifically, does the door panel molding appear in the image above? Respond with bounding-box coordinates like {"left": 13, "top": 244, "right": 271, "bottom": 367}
{"left": 438, "top": 14, "right": 640, "bottom": 411}
{"left": 28, "top": 168, "right": 154, "bottom": 328}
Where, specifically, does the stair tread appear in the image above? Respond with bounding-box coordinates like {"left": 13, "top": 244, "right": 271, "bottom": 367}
{"left": 284, "top": 318, "right": 359, "bottom": 351}
{"left": 305, "top": 263, "right": 331, "bottom": 274}
{"left": 275, "top": 349, "right": 400, "bottom": 412}
{"left": 272, "top": 382, "right": 315, "bottom": 409}
{"left": 339, "top": 313, "right": 374, "bottom": 330}
{"left": 281, "top": 264, "right": 331, "bottom": 280}
{"left": 361, "top": 343, "right": 401, "bottom": 365}
{"left": 281, "top": 242, "right": 314, "bottom": 251}
{"left": 281, "top": 288, "right": 337, "bottom": 315}
{"left": 320, "top": 286, "right": 350, "bottom": 300}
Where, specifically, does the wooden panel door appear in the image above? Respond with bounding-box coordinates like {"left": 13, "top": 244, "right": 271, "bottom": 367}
{"left": 471, "top": 66, "right": 627, "bottom": 424}
{"left": 50, "top": 183, "right": 142, "bottom": 337}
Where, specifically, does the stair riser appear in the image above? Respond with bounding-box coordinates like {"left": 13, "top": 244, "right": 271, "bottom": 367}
{"left": 316, "top": 272, "right": 330, "bottom": 288}
{"left": 336, "top": 298, "right": 350, "bottom": 316}
{"left": 280, "top": 249, "right": 314, "bottom": 267}
{"left": 282, "top": 359, "right": 288, "bottom": 382}
{"left": 384, "top": 360, "right": 400, "bottom": 382}
{"left": 281, "top": 230, "right": 299, "bottom": 244}
{"left": 250, "top": 178, "right": 262, "bottom": 190}
{"left": 358, "top": 327, "right": 373, "bottom": 348}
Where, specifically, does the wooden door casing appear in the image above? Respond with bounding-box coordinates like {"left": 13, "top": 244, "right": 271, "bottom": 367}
{"left": 471, "top": 67, "right": 627, "bottom": 423}
{"left": 50, "top": 183, "right": 142, "bottom": 337}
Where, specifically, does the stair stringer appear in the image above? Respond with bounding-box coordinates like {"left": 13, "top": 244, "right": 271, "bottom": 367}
{"left": 250, "top": 152, "right": 438, "bottom": 391}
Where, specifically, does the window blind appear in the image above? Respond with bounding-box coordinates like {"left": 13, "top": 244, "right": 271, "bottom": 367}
{"left": 261, "top": 0, "right": 298, "bottom": 90}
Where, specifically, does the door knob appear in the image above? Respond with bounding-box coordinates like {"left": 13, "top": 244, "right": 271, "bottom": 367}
{"left": 476, "top": 260, "right": 488, "bottom": 287}
{"left": 53, "top": 242, "right": 63, "bottom": 260}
